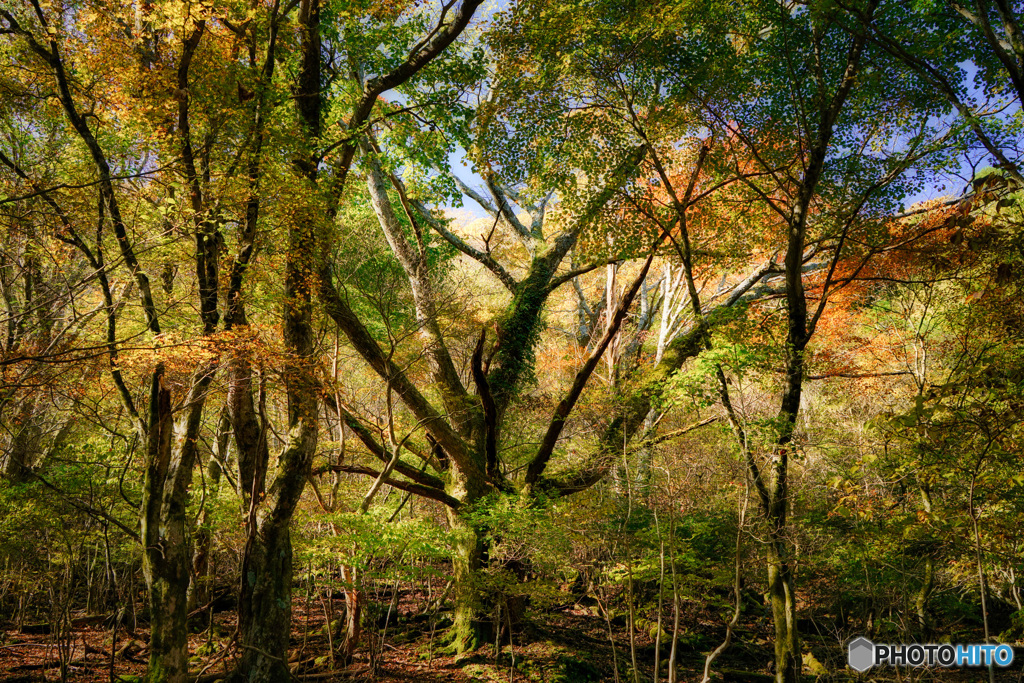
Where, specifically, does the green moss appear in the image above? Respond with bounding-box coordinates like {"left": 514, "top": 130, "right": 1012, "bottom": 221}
{"left": 803, "top": 651, "right": 828, "bottom": 677}
{"left": 552, "top": 654, "right": 602, "bottom": 683}
{"left": 489, "top": 278, "right": 549, "bottom": 400}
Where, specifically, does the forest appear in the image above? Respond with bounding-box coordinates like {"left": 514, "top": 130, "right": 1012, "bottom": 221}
{"left": 1, "top": 0, "right": 1023, "bottom": 681}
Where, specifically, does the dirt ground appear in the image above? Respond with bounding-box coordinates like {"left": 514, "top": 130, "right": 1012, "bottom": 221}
{"left": 2, "top": 588, "right": 1020, "bottom": 682}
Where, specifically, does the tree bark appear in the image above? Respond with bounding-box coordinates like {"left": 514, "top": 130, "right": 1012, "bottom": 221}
{"left": 236, "top": 188, "right": 320, "bottom": 679}
{"left": 188, "top": 408, "right": 229, "bottom": 612}
{"left": 237, "top": 516, "right": 297, "bottom": 681}
{"left": 142, "top": 364, "right": 217, "bottom": 683}
{"left": 441, "top": 460, "right": 494, "bottom": 654}
{"left": 234, "top": 1, "right": 321, "bottom": 675}
{"left": 446, "top": 506, "right": 491, "bottom": 654}
{"left": 766, "top": 531, "right": 799, "bottom": 683}
{"left": 339, "top": 565, "right": 362, "bottom": 662}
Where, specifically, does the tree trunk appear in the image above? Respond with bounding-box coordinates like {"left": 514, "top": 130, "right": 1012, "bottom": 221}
{"left": 141, "top": 368, "right": 186, "bottom": 683}
{"left": 237, "top": 519, "right": 295, "bottom": 681}
{"left": 188, "top": 409, "right": 228, "bottom": 612}
{"left": 2, "top": 399, "right": 42, "bottom": 482}
{"left": 234, "top": 353, "right": 318, "bottom": 681}
{"left": 766, "top": 533, "right": 800, "bottom": 683}
{"left": 915, "top": 482, "right": 935, "bottom": 639}
{"left": 915, "top": 555, "right": 935, "bottom": 637}
{"left": 235, "top": 160, "right": 320, "bottom": 680}
{"left": 633, "top": 408, "right": 659, "bottom": 500}
{"left": 339, "top": 565, "right": 362, "bottom": 662}
{"left": 446, "top": 506, "right": 491, "bottom": 654}
{"left": 144, "top": 534, "right": 191, "bottom": 683}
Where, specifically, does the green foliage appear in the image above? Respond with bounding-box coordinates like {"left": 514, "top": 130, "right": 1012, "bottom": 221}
{"left": 5, "top": 0, "right": 1024, "bottom": 678}
{"left": 297, "top": 508, "right": 450, "bottom": 584}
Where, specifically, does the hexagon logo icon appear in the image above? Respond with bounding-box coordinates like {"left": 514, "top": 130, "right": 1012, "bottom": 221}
{"left": 848, "top": 637, "right": 874, "bottom": 672}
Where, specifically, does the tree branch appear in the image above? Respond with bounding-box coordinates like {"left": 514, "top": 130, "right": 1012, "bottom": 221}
{"left": 324, "top": 464, "right": 461, "bottom": 509}
{"left": 471, "top": 329, "right": 498, "bottom": 478}
{"left": 526, "top": 236, "right": 665, "bottom": 485}
{"left": 318, "top": 272, "right": 484, "bottom": 481}
{"left": 331, "top": 0, "right": 484, "bottom": 191}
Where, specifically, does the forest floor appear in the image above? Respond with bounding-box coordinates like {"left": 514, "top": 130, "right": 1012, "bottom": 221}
{"left": 1, "top": 586, "right": 1020, "bottom": 682}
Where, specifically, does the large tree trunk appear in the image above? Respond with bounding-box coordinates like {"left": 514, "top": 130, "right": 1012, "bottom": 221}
{"left": 234, "top": 4, "right": 322, "bottom": 676}
{"left": 446, "top": 508, "right": 490, "bottom": 654}
{"left": 234, "top": 330, "right": 318, "bottom": 681}
{"left": 140, "top": 369, "right": 181, "bottom": 683}
{"left": 142, "top": 339, "right": 212, "bottom": 676}
{"left": 144, "top": 532, "right": 191, "bottom": 683}
{"left": 142, "top": 366, "right": 214, "bottom": 683}
{"left": 442, "top": 460, "right": 495, "bottom": 655}
{"left": 237, "top": 519, "right": 296, "bottom": 681}
{"left": 446, "top": 506, "right": 497, "bottom": 654}
{"left": 235, "top": 395, "right": 317, "bottom": 681}
{"left": 235, "top": 155, "right": 320, "bottom": 680}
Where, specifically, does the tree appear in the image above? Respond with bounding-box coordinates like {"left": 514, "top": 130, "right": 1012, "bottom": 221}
{"left": 0, "top": 4, "right": 222, "bottom": 679}
{"left": 845, "top": 0, "right": 1024, "bottom": 184}
{"left": 3, "top": 1, "right": 1020, "bottom": 681}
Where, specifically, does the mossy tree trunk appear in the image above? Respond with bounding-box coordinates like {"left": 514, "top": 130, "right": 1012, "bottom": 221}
{"left": 237, "top": 517, "right": 300, "bottom": 681}
{"left": 236, "top": 155, "right": 320, "bottom": 683}
{"left": 233, "top": 3, "right": 321, "bottom": 678}
{"left": 446, "top": 507, "right": 491, "bottom": 654}
{"left": 141, "top": 363, "right": 216, "bottom": 683}
{"left": 140, "top": 369, "right": 184, "bottom": 683}
{"left": 766, "top": 531, "right": 800, "bottom": 683}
